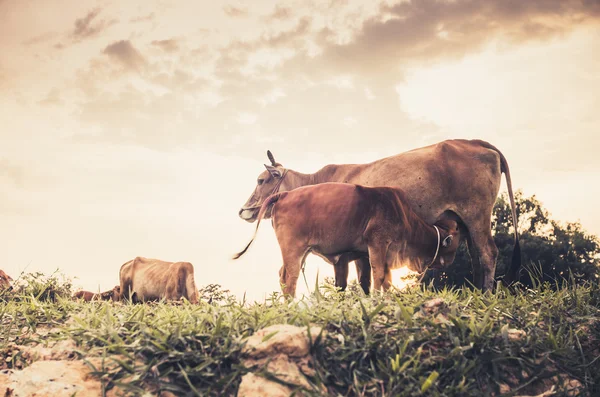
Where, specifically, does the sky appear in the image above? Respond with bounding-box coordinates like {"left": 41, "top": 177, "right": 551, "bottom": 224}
{"left": 1, "top": 0, "right": 600, "bottom": 301}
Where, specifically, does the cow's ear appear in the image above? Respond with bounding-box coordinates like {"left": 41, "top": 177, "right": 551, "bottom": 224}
{"left": 442, "top": 235, "right": 453, "bottom": 248}
{"left": 267, "top": 150, "right": 277, "bottom": 166}
{"left": 264, "top": 164, "right": 282, "bottom": 178}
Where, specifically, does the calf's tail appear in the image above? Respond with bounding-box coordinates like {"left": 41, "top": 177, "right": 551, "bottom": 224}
{"left": 232, "top": 191, "right": 287, "bottom": 260}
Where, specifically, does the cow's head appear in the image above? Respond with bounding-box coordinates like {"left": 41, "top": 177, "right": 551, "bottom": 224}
{"left": 239, "top": 150, "right": 287, "bottom": 223}
{"left": 101, "top": 285, "right": 121, "bottom": 301}
{"left": 430, "top": 219, "right": 461, "bottom": 269}
{"left": 0, "top": 270, "right": 13, "bottom": 291}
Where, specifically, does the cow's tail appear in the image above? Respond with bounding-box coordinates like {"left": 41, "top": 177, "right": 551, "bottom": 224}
{"left": 479, "top": 141, "right": 522, "bottom": 285}
{"left": 232, "top": 191, "right": 287, "bottom": 260}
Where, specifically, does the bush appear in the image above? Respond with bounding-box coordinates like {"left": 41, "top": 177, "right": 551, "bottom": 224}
{"left": 10, "top": 271, "right": 74, "bottom": 302}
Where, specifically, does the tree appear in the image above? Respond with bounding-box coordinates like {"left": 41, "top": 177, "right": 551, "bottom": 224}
{"left": 423, "top": 191, "right": 600, "bottom": 289}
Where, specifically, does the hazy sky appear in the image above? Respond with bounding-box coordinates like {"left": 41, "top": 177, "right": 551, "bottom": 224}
{"left": 2, "top": 0, "right": 600, "bottom": 301}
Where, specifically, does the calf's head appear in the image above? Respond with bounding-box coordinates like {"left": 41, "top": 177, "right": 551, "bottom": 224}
{"left": 0, "top": 270, "right": 13, "bottom": 291}
{"left": 101, "top": 285, "right": 121, "bottom": 301}
{"left": 239, "top": 150, "right": 287, "bottom": 222}
{"left": 430, "top": 219, "right": 461, "bottom": 269}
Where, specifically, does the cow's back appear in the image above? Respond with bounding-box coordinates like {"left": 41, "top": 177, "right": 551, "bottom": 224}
{"left": 131, "top": 257, "right": 173, "bottom": 301}
{"left": 120, "top": 257, "right": 198, "bottom": 303}
{"left": 272, "top": 183, "right": 375, "bottom": 255}
{"left": 342, "top": 139, "right": 502, "bottom": 223}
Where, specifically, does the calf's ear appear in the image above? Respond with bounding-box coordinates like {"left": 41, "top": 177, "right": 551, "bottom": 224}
{"left": 442, "top": 235, "right": 453, "bottom": 248}
{"left": 264, "top": 164, "right": 282, "bottom": 178}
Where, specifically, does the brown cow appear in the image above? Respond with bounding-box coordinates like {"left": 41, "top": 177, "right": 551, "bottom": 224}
{"left": 72, "top": 286, "right": 120, "bottom": 302}
{"left": 119, "top": 257, "right": 199, "bottom": 304}
{"left": 234, "top": 183, "right": 461, "bottom": 297}
{"left": 99, "top": 285, "right": 120, "bottom": 301}
{"left": 73, "top": 290, "right": 96, "bottom": 301}
{"left": 0, "top": 270, "right": 13, "bottom": 290}
{"left": 238, "top": 139, "right": 520, "bottom": 292}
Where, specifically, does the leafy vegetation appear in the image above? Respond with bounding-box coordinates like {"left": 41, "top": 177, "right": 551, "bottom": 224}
{"left": 1, "top": 273, "right": 599, "bottom": 396}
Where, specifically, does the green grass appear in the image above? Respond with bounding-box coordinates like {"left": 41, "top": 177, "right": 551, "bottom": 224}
{"left": 1, "top": 275, "right": 599, "bottom": 396}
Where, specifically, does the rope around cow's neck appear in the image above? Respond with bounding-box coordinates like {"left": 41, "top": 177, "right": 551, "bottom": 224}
{"left": 418, "top": 225, "right": 441, "bottom": 283}
{"left": 242, "top": 169, "right": 289, "bottom": 211}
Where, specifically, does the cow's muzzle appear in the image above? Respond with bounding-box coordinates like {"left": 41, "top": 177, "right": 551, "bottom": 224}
{"left": 239, "top": 208, "right": 258, "bottom": 222}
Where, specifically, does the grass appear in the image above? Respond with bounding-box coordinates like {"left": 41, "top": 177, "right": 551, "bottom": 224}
{"left": 1, "top": 274, "right": 599, "bottom": 396}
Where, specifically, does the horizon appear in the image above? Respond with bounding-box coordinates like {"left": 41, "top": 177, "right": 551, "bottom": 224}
{"left": 2, "top": 0, "right": 600, "bottom": 301}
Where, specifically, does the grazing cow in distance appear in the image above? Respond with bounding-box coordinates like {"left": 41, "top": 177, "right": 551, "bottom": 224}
{"left": 234, "top": 183, "right": 461, "bottom": 297}
{"left": 119, "top": 257, "right": 199, "bottom": 304}
{"left": 73, "top": 290, "right": 95, "bottom": 301}
{"left": 99, "top": 285, "right": 120, "bottom": 301}
{"left": 238, "top": 139, "right": 520, "bottom": 293}
{"left": 0, "top": 270, "right": 13, "bottom": 290}
{"left": 72, "top": 285, "right": 120, "bottom": 302}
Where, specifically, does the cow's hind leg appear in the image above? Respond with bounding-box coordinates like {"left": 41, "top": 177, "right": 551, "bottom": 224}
{"left": 120, "top": 278, "right": 133, "bottom": 303}
{"left": 465, "top": 225, "right": 499, "bottom": 292}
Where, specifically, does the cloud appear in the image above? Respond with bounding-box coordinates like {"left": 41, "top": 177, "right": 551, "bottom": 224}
{"left": 223, "top": 4, "right": 248, "bottom": 17}
{"left": 22, "top": 32, "right": 59, "bottom": 46}
{"left": 266, "top": 5, "right": 293, "bottom": 21}
{"left": 71, "top": 8, "right": 117, "bottom": 40}
{"left": 315, "top": 0, "right": 600, "bottom": 75}
{"left": 151, "top": 38, "right": 179, "bottom": 53}
{"left": 130, "top": 12, "right": 155, "bottom": 23}
{"left": 0, "top": 158, "right": 25, "bottom": 187}
{"left": 215, "top": 0, "right": 600, "bottom": 85}
{"left": 103, "top": 40, "right": 147, "bottom": 71}
{"left": 38, "top": 88, "right": 63, "bottom": 106}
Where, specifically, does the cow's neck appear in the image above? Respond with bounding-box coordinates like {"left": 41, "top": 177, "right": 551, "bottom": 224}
{"left": 281, "top": 170, "right": 314, "bottom": 190}
{"left": 285, "top": 165, "right": 345, "bottom": 189}
{"left": 399, "top": 206, "right": 440, "bottom": 262}
{"left": 283, "top": 168, "right": 332, "bottom": 190}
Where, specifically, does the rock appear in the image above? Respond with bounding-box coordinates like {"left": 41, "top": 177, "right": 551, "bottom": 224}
{"left": 507, "top": 328, "right": 526, "bottom": 342}
{"left": 0, "top": 360, "right": 102, "bottom": 397}
{"left": 18, "top": 339, "right": 79, "bottom": 362}
{"left": 423, "top": 298, "right": 445, "bottom": 311}
{"left": 413, "top": 298, "right": 449, "bottom": 321}
{"left": 238, "top": 324, "right": 324, "bottom": 397}
{"left": 514, "top": 385, "right": 556, "bottom": 397}
{"left": 237, "top": 373, "right": 292, "bottom": 397}
{"left": 242, "top": 324, "right": 322, "bottom": 358}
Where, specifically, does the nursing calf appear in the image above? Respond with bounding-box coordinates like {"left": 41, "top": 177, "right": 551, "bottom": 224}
{"left": 234, "top": 183, "right": 461, "bottom": 297}
{"left": 0, "top": 270, "right": 12, "bottom": 291}
{"left": 119, "top": 257, "right": 199, "bottom": 304}
{"left": 73, "top": 286, "right": 120, "bottom": 302}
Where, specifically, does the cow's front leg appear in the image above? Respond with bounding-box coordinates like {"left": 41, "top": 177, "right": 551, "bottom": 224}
{"left": 279, "top": 249, "right": 305, "bottom": 298}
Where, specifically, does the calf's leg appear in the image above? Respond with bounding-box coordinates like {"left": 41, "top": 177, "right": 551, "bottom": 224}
{"left": 383, "top": 267, "right": 393, "bottom": 291}
{"left": 279, "top": 249, "right": 307, "bottom": 298}
{"left": 334, "top": 256, "right": 349, "bottom": 291}
{"left": 368, "top": 245, "right": 389, "bottom": 292}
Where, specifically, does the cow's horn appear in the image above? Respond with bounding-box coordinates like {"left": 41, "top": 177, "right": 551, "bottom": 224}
{"left": 267, "top": 150, "right": 276, "bottom": 166}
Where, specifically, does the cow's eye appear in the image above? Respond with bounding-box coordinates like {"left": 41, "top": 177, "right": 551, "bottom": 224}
{"left": 257, "top": 179, "right": 264, "bottom": 185}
